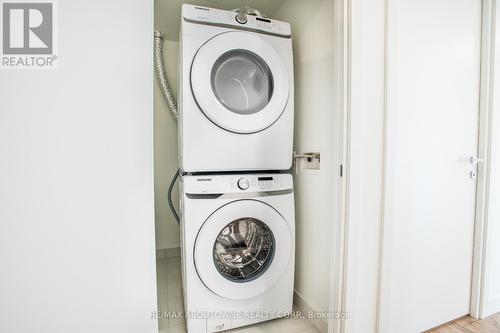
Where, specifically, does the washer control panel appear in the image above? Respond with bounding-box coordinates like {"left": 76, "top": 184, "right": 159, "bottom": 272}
{"left": 229, "top": 175, "right": 287, "bottom": 192}
{"left": 182, "top": 4, "right": 291, "bottom": 37}
{"left": 237, "top": 177, "right": 250, "bottom": 190}
{"left": 183, "top": 174, "right": 293, "bottom": 195}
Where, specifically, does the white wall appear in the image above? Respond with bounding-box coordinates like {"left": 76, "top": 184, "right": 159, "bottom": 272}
{"left": 482, "top": 1, "right": 500, "bottom": 317}
{"left": 274, "top": 0, "right": 337, "bottom": 322}
{"left": 154, "top": 39, "right": 181, "bottom": 250}
{"left": 0, "top": 1, "right": 158, "bottom": 333}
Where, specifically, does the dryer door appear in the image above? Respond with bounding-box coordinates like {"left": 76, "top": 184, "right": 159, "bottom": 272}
{"left": 190, "top": 31, "right": 290, "bottom": 134}
{"left": 194, "top": 199, "right": 293, "bottom": 300}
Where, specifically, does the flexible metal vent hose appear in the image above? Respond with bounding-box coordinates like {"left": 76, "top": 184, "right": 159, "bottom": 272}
{"left": 154, "top": 30, "right": 180, "bottom": 224}
{"left": 154, "top": 30, "right": 178, "bottom": 120}
{"left": 168, "top": 169, "right": 180, "bottom": 225}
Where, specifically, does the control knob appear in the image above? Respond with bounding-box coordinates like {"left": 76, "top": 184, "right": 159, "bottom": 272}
{"left": 237, "top": 177, "right": 250, "bottom": 190}
{"left": 235, "top": 13, "right": 248, "bottom": 24}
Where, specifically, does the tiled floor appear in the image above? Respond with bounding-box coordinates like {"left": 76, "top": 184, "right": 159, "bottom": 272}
{"left": 426, "top": 313, "right": 500, "bottom": 333}
{"left": 156, "top": 257, "right": 320, "bottom": 333}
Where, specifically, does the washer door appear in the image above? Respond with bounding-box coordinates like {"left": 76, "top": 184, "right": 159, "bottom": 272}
{"left": 194, "top": 200, "right": 293, "bottom": 300}
{"left": 191, "top": 31, "right": 290, "bottom": 134}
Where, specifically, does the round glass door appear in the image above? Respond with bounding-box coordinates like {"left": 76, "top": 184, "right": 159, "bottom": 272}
{"left": 190, "top": 31, "right": 290, "bottom": 134}
{"left": 211, "top": 50, "right": 274, "bottom": 115}
{"left": 213, "top": 217, "right": 275, "bottom": 282}
{"left": 194, "top": 199, "right": 292, "bottom": 300}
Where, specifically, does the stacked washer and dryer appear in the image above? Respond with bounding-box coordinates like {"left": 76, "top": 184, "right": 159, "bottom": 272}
{"left": 176, "top": 4, "right": 295, "bottom": 333}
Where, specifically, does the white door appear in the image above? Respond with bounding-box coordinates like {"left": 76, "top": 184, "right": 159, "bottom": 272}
{"left": 379, "top": 0, "right": 482, "bottom": 332}
{"left": 481, "top": 1, "right": 500, "bottom": 317}
{"left": 191, "top": 31, "right": 290, "bottom": 134}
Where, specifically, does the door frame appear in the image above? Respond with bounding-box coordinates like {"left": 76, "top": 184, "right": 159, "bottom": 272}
{"left": 329, "top": 0, "right": 497, "bottom": 331}
{"left": 328, "top": 0, "right": 350, "bottom": 331}
{"left": 470, "top": 0, "right": 496, "bottom": 320}
{"left": 328, "top": 0, "right": 387, "bottom": 331}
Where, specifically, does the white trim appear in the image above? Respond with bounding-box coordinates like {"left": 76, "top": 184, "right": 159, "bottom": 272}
{"left": 330, "top": 0, "right": 387, "bottom": 331}
{"left": 339, "top": 0, "right": 387, "bottom": 331}
{"left": 375, "top": 0, "right": 390, "bottom": 331}
{"left": 471, "top": 0, "right": 496, "bottom": 320}
{"left": 328, "top": 0, "right": 350, "bottom": 332}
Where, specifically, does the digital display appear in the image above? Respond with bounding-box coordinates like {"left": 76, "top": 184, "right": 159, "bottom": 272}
{"left": 258, "top": 177, "right": 273, "bottom": 181}
{"left": 256, "top": 17, "right": 272, "bottom": 23}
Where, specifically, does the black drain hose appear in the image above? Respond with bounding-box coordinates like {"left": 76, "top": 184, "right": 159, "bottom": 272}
{"left": 168, "top": 169, "right": 180, "bottom": 224}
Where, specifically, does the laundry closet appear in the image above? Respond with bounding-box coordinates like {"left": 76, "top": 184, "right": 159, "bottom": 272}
{"left": 153, "top": 1, "right": 338, "bottom": 333}
{"left": 5, "top": 0, "right": 500, "bottom": 332}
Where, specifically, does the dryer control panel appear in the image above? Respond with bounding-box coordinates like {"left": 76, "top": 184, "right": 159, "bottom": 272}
{"left": 182, "top": 4, "right": 292, "bottom": 38}
{"left": 183, "top": 173, "right": 293, "bottom": 195}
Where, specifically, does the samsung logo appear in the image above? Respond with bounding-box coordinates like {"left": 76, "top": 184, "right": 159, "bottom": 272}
{"left": 197, "top": 178, "right": 212, "bottom": 182}
{"left": 194, "top": 6, "right": 209, "bottom": 11}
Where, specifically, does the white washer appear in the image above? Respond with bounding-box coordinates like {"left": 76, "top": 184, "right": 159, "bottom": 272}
{"left": 179, "top": 4, "right": 294, "bottom": 172}
{"left": 180, "top": 173, "right": 295, "bottom": 333}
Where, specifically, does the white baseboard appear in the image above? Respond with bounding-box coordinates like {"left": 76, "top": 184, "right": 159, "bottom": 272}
{"left": 294, "top": 290, "right": 328, "bottom": 333}
{"left": 482, "top": 295, "right": 500, "bottom": 318}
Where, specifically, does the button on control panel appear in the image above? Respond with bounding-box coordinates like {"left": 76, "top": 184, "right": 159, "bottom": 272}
{"left": 235, "top": 13, "right": 247, "bottom": 24}
{"left": 237, "top": 177, "right": 250, "bottom": 190}
{"left": 257, "top": 176, "right": 279, "bottom": 190}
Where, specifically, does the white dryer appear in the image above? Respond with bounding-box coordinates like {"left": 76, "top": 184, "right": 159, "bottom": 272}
{"left": 180, "top": 173, "right": 295, "bottom": 333}
{"left": 179, "top": 4, "right": 294, "bottom": 172}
